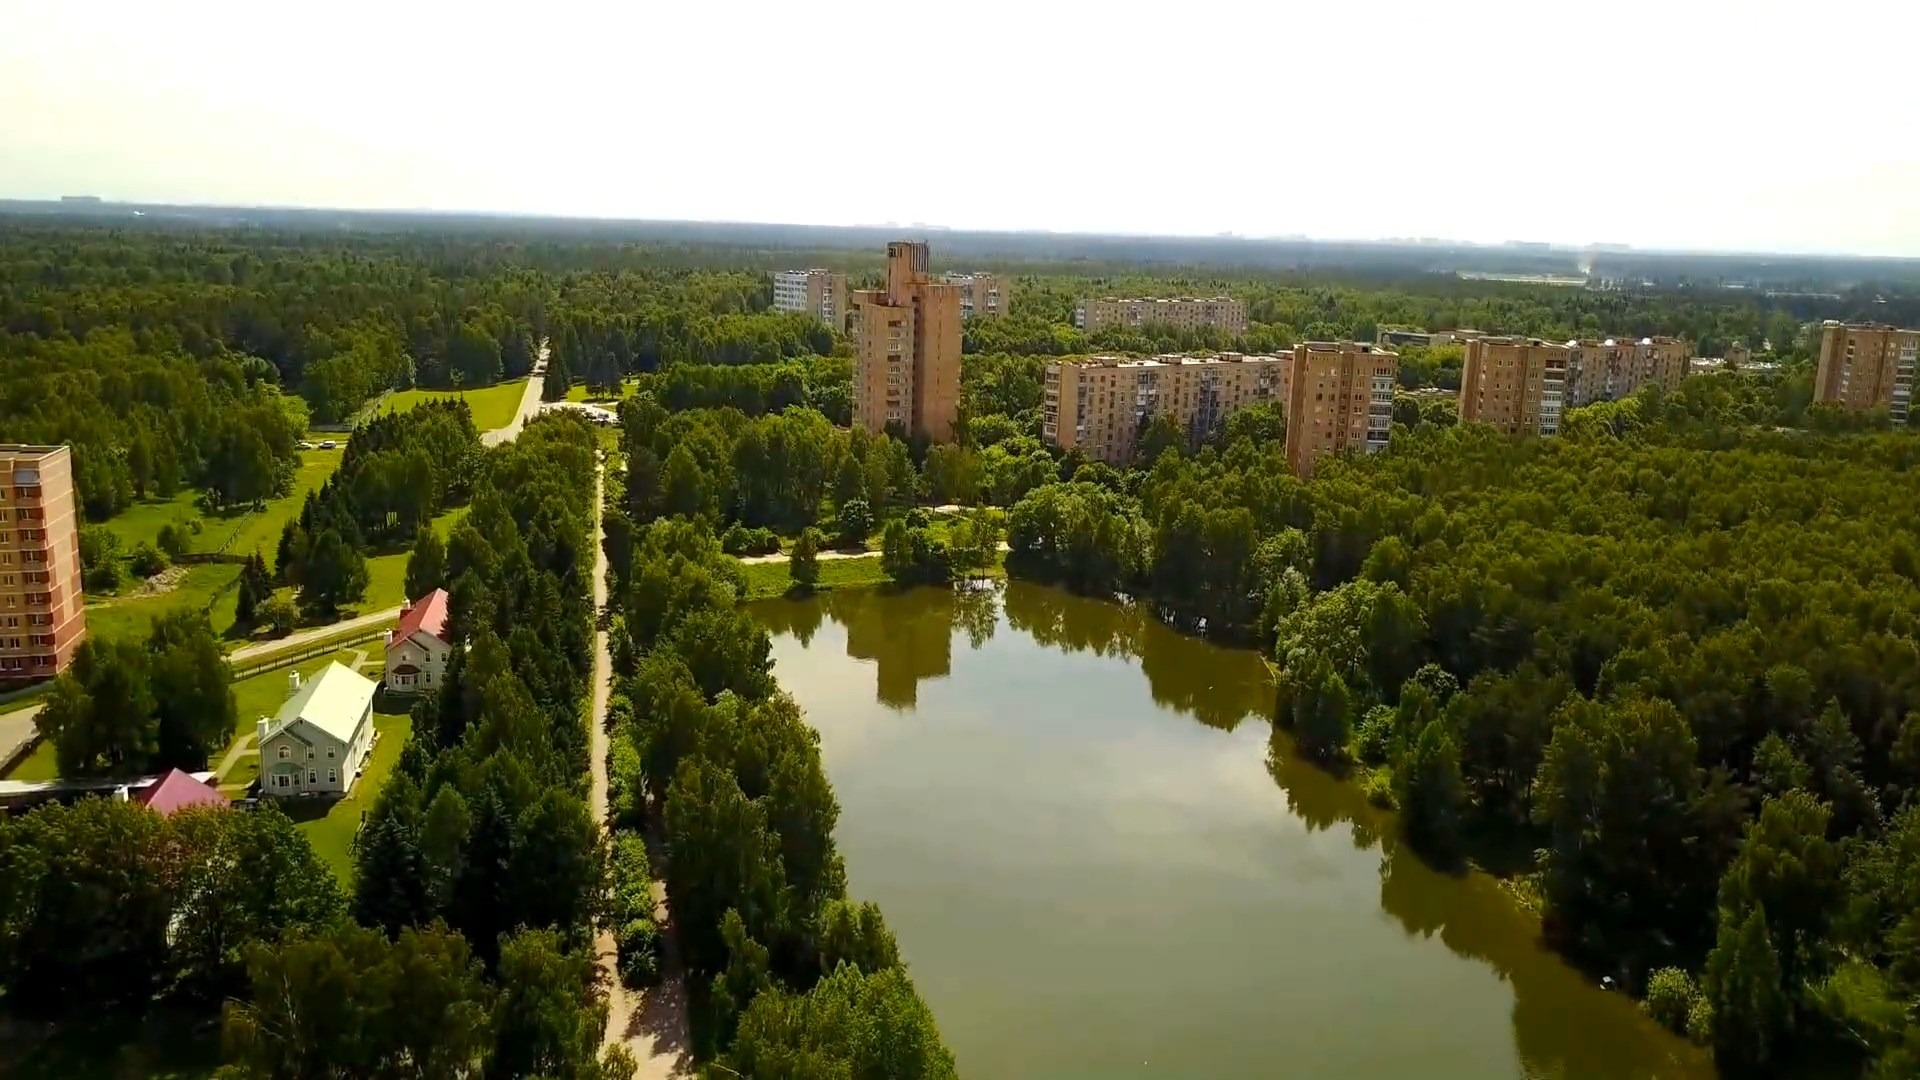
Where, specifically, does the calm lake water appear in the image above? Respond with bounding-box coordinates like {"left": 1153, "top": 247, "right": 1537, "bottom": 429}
{"left": 754, "top": 581, "right": 1714, "bottom": 1080}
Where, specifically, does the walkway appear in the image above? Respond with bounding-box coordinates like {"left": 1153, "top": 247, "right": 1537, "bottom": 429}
{"left": 0, "top": 703, "right": 42, "bottom": 772}
{"left": 482, "top": 370, "right": 547, "bottom": 446}
{"left": 587, "top": 458, "right": 693, "bottom": 1078}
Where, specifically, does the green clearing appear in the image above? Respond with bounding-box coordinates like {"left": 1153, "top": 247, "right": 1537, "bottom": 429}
{"left": 290, "top": 692, "right": 408, "bottom": 885}
{"left": 362, "top": 503, "right": 469, "bottom": 611}
{"left": 81, "top": 563, "right": 244, "bottom": 646}
{"left": 565, "top": 377, "right": 640, "bottom": 403}
{"left": 382, "top": 379, "right": 528, "bottom": 432}
{"left": 100, "top": 448, "right": 344, "bottom": 558}
{"left": 739, "top": 549, "right": 1007, "bottom": 601}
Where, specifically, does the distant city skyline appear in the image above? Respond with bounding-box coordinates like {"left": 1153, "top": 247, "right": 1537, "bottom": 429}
{"left": 5, "top": 1, "right": 1919, "bottom": 258}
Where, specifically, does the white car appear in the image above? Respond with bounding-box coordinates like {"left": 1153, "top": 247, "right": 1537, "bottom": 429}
{"left": 296, "top": 440, "right": 314, "bottom": 450}
{"left": 319, "top": 440, "right": 338, "bottom": 450}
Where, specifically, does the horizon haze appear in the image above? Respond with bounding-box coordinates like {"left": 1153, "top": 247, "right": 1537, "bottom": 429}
{"left": 4, "top": 0, "right": 1919, "bottom": 258}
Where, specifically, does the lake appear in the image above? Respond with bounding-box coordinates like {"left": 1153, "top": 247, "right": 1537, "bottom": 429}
{"left": 754, "top": 581, "right": 1714, "bottom": 1079}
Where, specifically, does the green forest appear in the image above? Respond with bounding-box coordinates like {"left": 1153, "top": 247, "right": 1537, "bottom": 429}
{"left": 4, "top": 218, "right": 1920, "bottom": 1076}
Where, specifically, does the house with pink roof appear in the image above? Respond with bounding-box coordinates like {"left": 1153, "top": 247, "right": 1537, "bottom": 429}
{"left": 136, "top": 768, "right": 228, "bottom": 816}
{"left": 385, "top": 588, "right": 450, "bottom": 694}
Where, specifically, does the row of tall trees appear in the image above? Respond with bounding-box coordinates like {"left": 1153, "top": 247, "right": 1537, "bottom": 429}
{"left": 34, "top": 611, "right": 237, "bottom": 777}
{"left": 1002, "top": 378, "right": 1920, "bottom": 1074}
{"left": 607, "top": 477, "right": 955, "bottom": 1073}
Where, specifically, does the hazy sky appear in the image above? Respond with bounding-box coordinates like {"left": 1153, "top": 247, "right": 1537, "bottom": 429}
{"left": 5, "top": 0, "right": 1918, "bottom": 255}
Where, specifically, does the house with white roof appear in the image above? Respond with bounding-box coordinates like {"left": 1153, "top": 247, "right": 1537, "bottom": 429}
{"left": 385, "top": 588, "right": 451, "bottom": 694}
{"left": 256, "top": 662, "right": 378, "bottom": 798}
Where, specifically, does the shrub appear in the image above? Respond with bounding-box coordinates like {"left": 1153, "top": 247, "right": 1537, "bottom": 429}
{"left": 1685, "top": 996, "right": 1714, "bottom": 1046}
{"left": 1644, "top": 966, "right": 1700, "bottom": 1034}
{"left": 789, "top": 528, "right": 821, "bottom": 590}
{"left": 128, "top": 542, "right": 170, "bottom": 579}
{"left": 260, "top": 594, "right": 299, "bottom": 636}
{"left": 156, "top": 520, "right": 194, "bottom": 558}
{"left": 721, "top": 525, "right": 780, "bottom": 556}
{"left": 609, "top": 737, "right": 645, "bottom": 830}
{"left": 618, "top": 918, "right": 661, "bottom": 988}
{"left": 84, "top": 559, "right": 125, "bottom": 594}
{"left": 837, "top": 499, "right": 873, "bottom": 548}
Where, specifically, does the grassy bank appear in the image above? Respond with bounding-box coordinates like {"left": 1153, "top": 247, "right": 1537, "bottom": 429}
{"left": 739, "top": 552, "right": 1007, "bottom": 602}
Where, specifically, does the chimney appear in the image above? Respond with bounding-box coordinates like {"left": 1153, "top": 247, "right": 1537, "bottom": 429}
{"left": 113, "top": 784, "right": 130, "bottom": 802}
{"left": 257, "top": 716, "right": 270, "bottom": 748}
{"left": 288, "top": 670, "right": 301, "bottom": 697}
{"left": 402, "top": 598, "right": 413, "bottom": 614}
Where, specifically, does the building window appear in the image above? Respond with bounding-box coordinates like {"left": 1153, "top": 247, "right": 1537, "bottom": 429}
{"left": 276, "top": 774, "right": 290, "bottom": 788}
{"left": 308, "top": 770, "right": 317, "bottom": 784}
{"left": 328, "top": 769, "right": 337, "bottom": 784}
{"left": 327, "top": 746, "right": 335, "bottom": 758}
{"left": 307, "top": 747, "right": 315, "bottom": 759}
{"left": 278, "top": 745, "right": 290, "bottom": 759}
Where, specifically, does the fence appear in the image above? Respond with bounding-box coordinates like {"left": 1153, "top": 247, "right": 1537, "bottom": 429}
{"left": 229, "top": 624, "right": 388, "bottom": 681}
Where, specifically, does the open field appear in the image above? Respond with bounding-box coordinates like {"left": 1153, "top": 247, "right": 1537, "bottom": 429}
{"left": 383, "top": 379, "right": 529, "bottom": 432}
{"left": 291, "top": 691, "right": 408, "bottom": 885}
{"left": 565, "top": 377, "right": 640, "bottom": 403}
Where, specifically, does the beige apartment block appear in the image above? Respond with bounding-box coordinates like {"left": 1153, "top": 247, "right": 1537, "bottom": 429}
{"left": 943, "top": 272, "right": 1007, "bottom": 319}
{"left": 0, "top": 445, "right": 86, "bottom": 684}
{"left": 1815, "top": 321, "right": 1918, "bottom": 423}
{"left": 1042, "top": 353, "right": 1291, "bottom": 464}
{"left": 1458, "top": 336, "right": 1569, "bottom": 436}
{"left": 848, "top": 242, "right": 963, "bottom": 442}
{"left": 1284, "top": 341, "right": 1398, "bottom": 477}
{"left": 1563, "top": 336, "right": 1691, "bottom": 406}
{"left": 1073, "top": 296, "right": 1249, "bottom": 336}
{"left": 772, "top": 268, "right": 850, "bottom": 331}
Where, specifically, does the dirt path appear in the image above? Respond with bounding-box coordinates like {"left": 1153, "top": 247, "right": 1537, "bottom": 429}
{"left": 587, "top": 457, "right": 693, "bottom": 1078}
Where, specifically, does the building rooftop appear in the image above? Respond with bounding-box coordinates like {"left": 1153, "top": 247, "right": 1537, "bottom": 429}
{"left": 137, "top": 768, "right": 229, "bottom": 817}
{"left": 266, "top": 662, "right": 377, "bottom": 745}
{"left": 1061, "top": 352, "right": 1291, "bottom": 369}
{"left": 1085, "top": 296, "right": 1238, "bottom": 304}
{"left": 1299, "top": 340, "right": 1397, "bottom": 356}
{"left": 394, "top": 587, "right": 450, "bottom": 644}
{"left": 0, "top": 444, "right": 68, "bottom": 456}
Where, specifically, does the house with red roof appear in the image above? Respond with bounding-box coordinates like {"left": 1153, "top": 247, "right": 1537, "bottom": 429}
{"left": 136, "top": 768, "right": 228, "bottom": 816}
{"left": 385, "top": 588, "right": 450, "bottom": 694}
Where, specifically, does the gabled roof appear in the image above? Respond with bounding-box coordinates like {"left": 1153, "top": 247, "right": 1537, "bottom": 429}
{"left": 265, "top": 662, "right": 377, "bottom": 746}
{"left": 393, "top": 588, "right": 450, "bottom": 645}
{"left": 137, "top": 769, "right": 227, "bottom": 817}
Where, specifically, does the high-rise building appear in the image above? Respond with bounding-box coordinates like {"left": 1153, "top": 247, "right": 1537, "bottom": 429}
{"left": 0, "top": 445, "right": 86, "bottom": 684}
{"left": 848, "top": 242, "right": 963, "bottom": 442}
{"left": 1563, "top": 336, "right": 1691, "bottom": 406}
{"left": 1284, "top": 341, "right": 1397, "bottom": 477}
{"left": 943, "top": 273, "right": 1007, "bottom": 319}
{"left": 1815, "top": 321, "right": 1918, "bottom": 423}
{"left": 1458, "top": 336, "right": 1569, "bottom": 436}
{"left": 1073, "top": 296, "right": 1249, "bottom": 336}
{"left": 771, "top": 268, "right": 849, "bottom": 331}
{"left": 1042, "top": 353, "right": 1292, "bottom": 464}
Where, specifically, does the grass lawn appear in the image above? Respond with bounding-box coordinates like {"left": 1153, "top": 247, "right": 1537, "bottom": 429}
{"left": 565, "top": 377, "right": 640, "bottom": 403}
{"left": 383, "top": 379, "right": 528, "bottom": 432}
{"left": 6, "top": 739, "right": 57, "bottom": 782}
{"left": 100, "top": 448, "right": 345, "bottom": 560}
{"left": 82, "top": 563, "right": 244, "bottom": 646}
{"left": 739, "top": 550, "right": 1007, "bottom": 602}
{"left": 362, "top": 503, "right": 469, "bottom": 611}
{"left": 291, "top": 693, "right": 409, "bottom": 886}
{"left": 207, "top": 448, "right": 343, "bottom": 560}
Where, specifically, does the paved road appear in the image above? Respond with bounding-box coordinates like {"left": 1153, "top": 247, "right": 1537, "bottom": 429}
{"left": 481, "top": 372, "right": 547, "bottom": 447}
{"left": 228, "top": 606, "right": 399, "bottom": 664}
{"left": 0, "top": 702, "right": 43, "bottom": 772}
{"left": 588, "top": 458, "right": 693, "bottom": 1078}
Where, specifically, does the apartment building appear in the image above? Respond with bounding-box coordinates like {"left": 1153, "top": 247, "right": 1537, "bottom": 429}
{"left": 1042, "top": 353, "right": 1291, "bottom": 464}
{"left": 1073, "top": 296, "right": 1249, "bottom": 337}
{"left": 1815, "top": 321, "right": 1918, "bottom": 423}
{"left": 848, "top": 242, "right": 963, "bottom": 442}
{"left": 1284, "top": 341, "right": 1398, "bottom": 477}
{"left": 943, "top": 273, "right": 1007, "bottom": 319}
{"left": 1376, "top": 328, "right": 1487, "bottom": 349}
{"left": 0, "top": 445, "right": 86, "bottom": 684}
{"left": 1563, "top": 336, "right": 1691, "bottom": 406}
{"left": 1458, "top": 336, "right": 1569, "bottom": 436}
{"left": 771, "top": 268, "right": 849, "bottom": 331}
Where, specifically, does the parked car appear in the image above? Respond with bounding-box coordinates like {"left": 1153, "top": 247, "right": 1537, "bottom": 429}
{"left": 319, "top": 440, "right": 338, "bottom": 450}
{"left": 296, "top": 440, "right": 315, "bottom": 450}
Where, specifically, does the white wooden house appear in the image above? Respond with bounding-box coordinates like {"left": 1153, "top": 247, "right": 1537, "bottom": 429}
{"left": 257, "top": 662, "right": 378, "bottom": 798}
